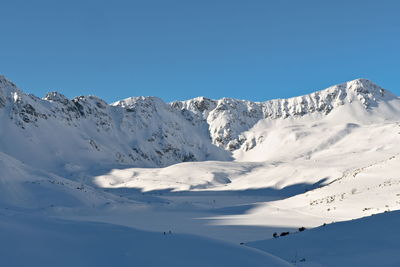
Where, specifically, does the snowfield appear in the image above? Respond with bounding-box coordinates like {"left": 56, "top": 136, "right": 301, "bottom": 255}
{"left": 0, "top": 211, "right": 291, "bottom": 267}
{"left": 248, "top": 210, "right": 400, "bottom": 266}
{"left": 1, "top": 75, "right": 400, "bottom": 266}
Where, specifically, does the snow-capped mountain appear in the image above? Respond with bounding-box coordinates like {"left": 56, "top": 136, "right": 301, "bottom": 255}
{"left": 2, "top": 75, "right": 400, "bottom": 267}
{"left": 0, "top": 75, "right": 230, "bottom": 178}
{"left": 172, "top": 78, "right": 399, "bottom": 150}
{"left": 1, "top": 75, "right": 398, "bottom": 178}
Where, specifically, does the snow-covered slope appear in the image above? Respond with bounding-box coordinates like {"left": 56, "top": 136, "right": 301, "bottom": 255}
{"left": 95, "top": 118, "right": 400, "bottom": 192}
{"left": 210, "top": 152, "right": 400, "bottom": 230}
{"left": 0, "top": 151, "right": 117, "bottom": 209}
{"left": 0, "top": 211, "right": 291, "bottom": 267}
{"left": 247, "top": 210, "right": 400, "bottom": 267}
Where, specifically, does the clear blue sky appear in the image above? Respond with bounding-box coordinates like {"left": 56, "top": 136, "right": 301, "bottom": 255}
{"left": 1, "top": 0, "right": 399, "bottom": 103}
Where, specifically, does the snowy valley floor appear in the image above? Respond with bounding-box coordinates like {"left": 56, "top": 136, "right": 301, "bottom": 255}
{"left": 0, "top": 210, "right": 291, "bottom": 267}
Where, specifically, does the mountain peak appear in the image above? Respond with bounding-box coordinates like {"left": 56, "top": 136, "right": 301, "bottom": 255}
{"left": 113, "top": 96, "right": 165, "bottom": 108}
{"left": 345, "top": 78, "right": 384, "bottom": 95}
{"left": 0, "top": 75, "right": 18, "bottom": 92}
{"left": 331, "top": 78, "right": 396, "bottom": 108}
{"left": 44, "top": 91, "right": 70, "bottom": 105}
{"left": 348, "top": 77, "right": 374, "bottom": 84}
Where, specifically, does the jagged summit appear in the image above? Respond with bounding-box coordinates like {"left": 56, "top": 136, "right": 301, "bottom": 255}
{"left": 0, "top": 75, "right": 394, "bottom": 114}
{"left": 345, "top": 78, "right": 384, "bottom": 94}
{"left": 169, "top": 78, "right": 398, "bottom": 149}
{"left": 112, "top": 96, "right": 168, "bottom": 113}
{"left": 44, "top": 91, "right": 70, "bottom": 104}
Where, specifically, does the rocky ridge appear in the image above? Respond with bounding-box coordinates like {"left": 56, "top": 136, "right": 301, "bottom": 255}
{"left": 0, "top": 75, "right": 396, "bottom": 173}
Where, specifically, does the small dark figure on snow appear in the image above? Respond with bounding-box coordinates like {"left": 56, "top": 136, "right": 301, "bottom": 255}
{"left": 273, "top": 232, "right": 278, "bottom": 238}
{"left": 298, "top": 227, "right": 306, "bottom": 232}
{"left": 280, "top": 231, "right": 289, "bottom": 237}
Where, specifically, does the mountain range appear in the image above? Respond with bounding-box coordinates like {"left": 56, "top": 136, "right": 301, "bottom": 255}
{"left": 1, "top": 75, "right": 400, "bottom": 266}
